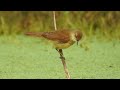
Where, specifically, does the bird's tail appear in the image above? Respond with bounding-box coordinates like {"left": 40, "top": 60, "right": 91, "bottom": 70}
{"left": 25, "top": 32, "right": 43, "bottom": 37}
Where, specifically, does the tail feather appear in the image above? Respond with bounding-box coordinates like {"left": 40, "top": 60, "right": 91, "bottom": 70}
{"left": 25, "top": 32, "right": 43, "bottom": 37}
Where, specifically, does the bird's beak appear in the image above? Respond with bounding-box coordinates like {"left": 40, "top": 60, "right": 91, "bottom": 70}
{"left": 77, "top": 41, "right": 78, "bottom": 46}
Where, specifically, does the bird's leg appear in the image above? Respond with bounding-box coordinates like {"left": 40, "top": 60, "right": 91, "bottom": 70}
{"left": 56, "top": 49, "right": 65, "bottom": 60}
{"left": 58, "top": 49, "right": 65, "bottom": 60}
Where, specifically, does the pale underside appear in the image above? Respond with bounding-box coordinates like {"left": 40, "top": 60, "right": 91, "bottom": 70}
{"left": 52, "top": 40, "right": 75, "bottom": 49}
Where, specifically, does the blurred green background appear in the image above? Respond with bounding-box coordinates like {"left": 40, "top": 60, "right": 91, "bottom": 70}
{"left": 0, "top": 11, "right": 120, "bottom": 40}
{"left": 0, "top": 11, "right": 120, "bottom": 79}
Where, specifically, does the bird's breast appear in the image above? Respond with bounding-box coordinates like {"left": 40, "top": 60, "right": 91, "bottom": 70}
{"left": 53, "top": 40, "right": 75, "bottom": 49}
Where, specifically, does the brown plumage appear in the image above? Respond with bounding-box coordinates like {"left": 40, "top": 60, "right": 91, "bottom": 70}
{"left": 25, "top": 30, "right": 83, "bottom": 49}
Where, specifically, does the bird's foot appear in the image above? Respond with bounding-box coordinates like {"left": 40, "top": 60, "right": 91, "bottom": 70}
{"left": 60, "top": 56, "right": 65, "bottom": 60}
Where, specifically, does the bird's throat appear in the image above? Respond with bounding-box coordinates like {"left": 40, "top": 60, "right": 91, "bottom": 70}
{"left": 70, "top": 32, "right": 77, "bottom": 42}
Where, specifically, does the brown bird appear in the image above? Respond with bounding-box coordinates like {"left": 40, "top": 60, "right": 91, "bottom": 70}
{"left": 25, "top": 29, "right": 83, "bottom": 59}
{"left": 25, "top": 29, "right": 83, "bottom": 50}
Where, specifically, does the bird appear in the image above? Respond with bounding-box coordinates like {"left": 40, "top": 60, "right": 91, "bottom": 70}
{"left": 25, "top": 29, "right": 83, "bottom": 59}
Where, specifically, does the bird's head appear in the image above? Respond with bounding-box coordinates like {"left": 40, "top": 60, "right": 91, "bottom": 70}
{"left": 74, "top": 30, "right": 83, "bottom": 45}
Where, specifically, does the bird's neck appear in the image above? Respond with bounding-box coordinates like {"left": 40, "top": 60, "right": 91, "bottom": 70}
{"left": 70, "top": 32, "right": 76, "bottom": 42}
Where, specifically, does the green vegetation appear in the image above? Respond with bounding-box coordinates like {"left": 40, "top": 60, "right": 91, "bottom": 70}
{"left": 0, "top": 36, "right": 120, "bottom": 79}
{"left": 0, "top": 11, "right": 120, "bottom": 40}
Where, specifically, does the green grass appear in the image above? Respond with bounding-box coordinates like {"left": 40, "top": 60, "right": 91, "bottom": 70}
{"left": 0, "top": 35, "right": 120, "bottom": 79}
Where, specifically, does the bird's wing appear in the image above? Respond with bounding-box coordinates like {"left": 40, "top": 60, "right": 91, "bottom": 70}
{"left": 41, "top": 30, "right": 70, "bottom": 43}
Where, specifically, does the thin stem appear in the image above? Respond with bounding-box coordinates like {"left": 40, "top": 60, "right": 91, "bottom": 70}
{"left": 61, "top": 58, "right": 71, "bottom": 79}
{"left": 57, "top": 49, "right": 71, "bottom": 79}
{"left": 54, "top": 12, "right": 71, "bottom": 79}
{"left": 53, "top": 11, "right": 57, "bottom": 31}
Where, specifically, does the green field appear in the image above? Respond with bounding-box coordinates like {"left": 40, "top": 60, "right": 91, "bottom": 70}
{"left": 0, "top": 35, "right": 120, "bottom": 79}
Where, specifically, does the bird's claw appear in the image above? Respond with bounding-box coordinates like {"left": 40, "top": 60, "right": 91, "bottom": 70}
{"left": 60, "top": 56, "right": 65, "bottom": 60}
